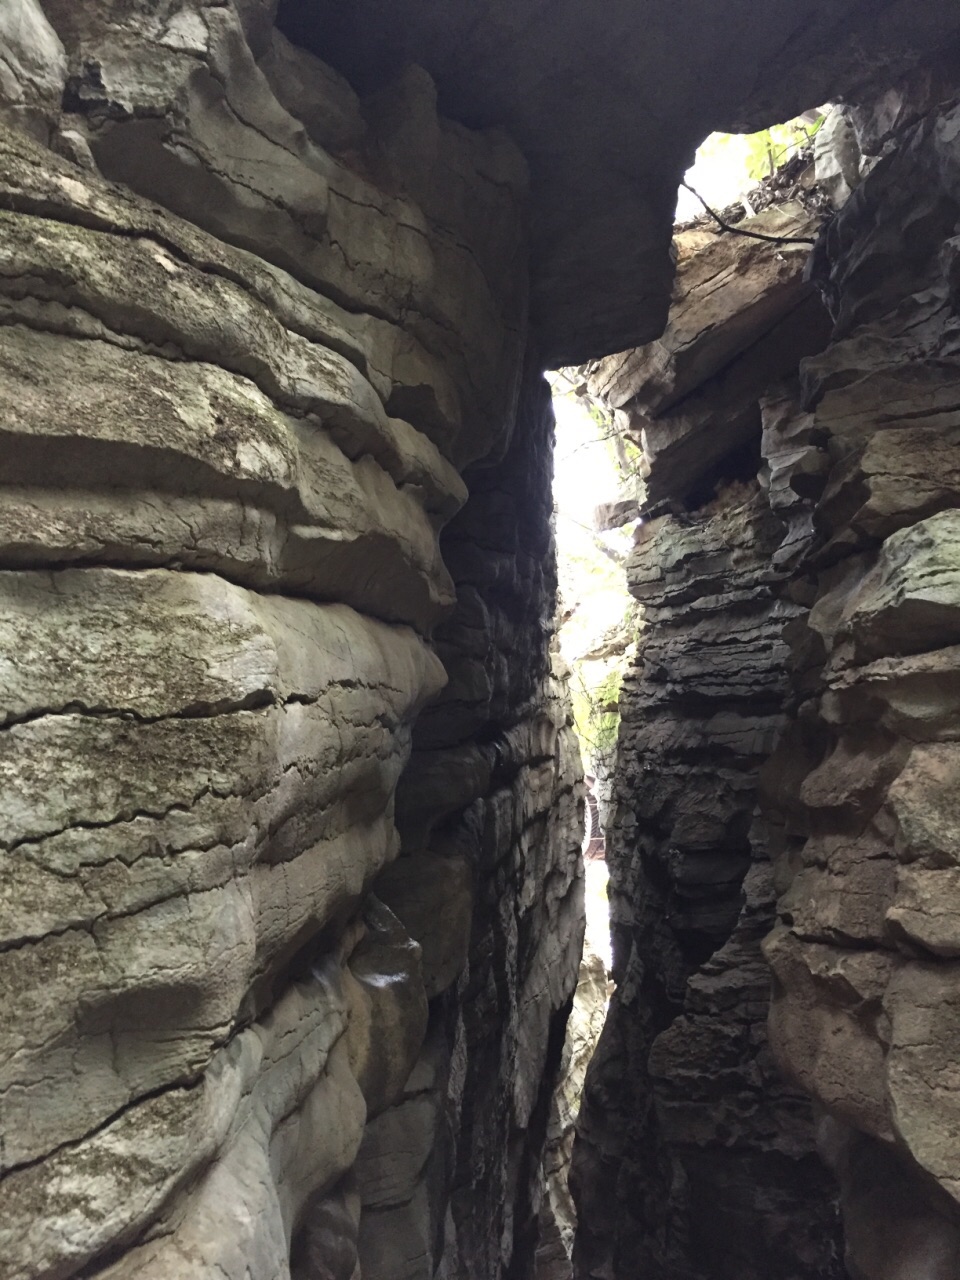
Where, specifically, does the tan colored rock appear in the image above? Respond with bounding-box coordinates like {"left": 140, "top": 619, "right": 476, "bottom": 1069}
{"left": 838, "top": 511, "right": 960, "bottom": 663}
{"left": 589, "top": 204, "right": 819, "bottom": 416}
{"left": 761, "top": 96, "right": 960, "bottom": 1280}
{"left": 887, "top": 866, "right": 960, "bottom": 956}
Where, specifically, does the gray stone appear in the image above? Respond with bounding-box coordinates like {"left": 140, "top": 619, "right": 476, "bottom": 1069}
{"left": 1, "top": 4, "right": 959, "bottom": 1279}
{"left": 815, "top": 106, "right": 864, "bottom": 209}
{"left": 0, "top": 0, "right": 66, "bottom": 141}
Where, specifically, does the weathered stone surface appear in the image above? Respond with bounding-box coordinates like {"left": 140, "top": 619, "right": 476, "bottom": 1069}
{"left": 258, "top": 27, "right": 366, "bottom": 154}
{"left": 535, "top": 867, "right": 612, "bottom": 1280}
{"left": 0, "top": 0, "right": 66, "bottom": 142}
{"left": 573, "top": 477, "right": 843, "bottom": 1280}
{"left": 569, "top": 178, "right": 849, "bottom": 1279}
{"left": 279, "top": 0, "right": 960, "bottom": 364}
{"left": 760, "top": 88, "right": 960, "bottom": 1280}
{"left": 375, "top": 853, "right": 473, "bottom": 999}
{"left": 815, "top": 106, "right": 865, "bottom": 209}
{"left": 0, "top": 7, "right": 582, "bottom": 1277}
{"left": 3, "top": 3, "right": 960, "bottom": 1278}
{"left": 562, "top": 61, "right": 960, "bottom": 1280}
{"left": 382, "top": 360, "right": 585, "bottom": 1280}
{"left": 584, "top": 205, "right": 832, "bottom": 512}
{"left": 588, "top": 204, "right": 820, "bottom": 417}
{"left": 41, "top": 0, "right": 529, "bottom": 472}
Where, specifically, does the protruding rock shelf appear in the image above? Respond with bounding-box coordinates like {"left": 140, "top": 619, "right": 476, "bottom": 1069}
{"left": 571, "top": 194, "right": 844, "bottom": 1278}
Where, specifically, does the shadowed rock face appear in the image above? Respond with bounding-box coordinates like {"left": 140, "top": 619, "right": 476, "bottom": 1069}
{"left": 277, "top": 0, "right": 959, "bottom": 364}
{"left": 572, "top": 61, "right": 960, "bottom": 1280}
{"left": 570, "top": 201, "right": 844, "bottom": 1278}
{"left": 3, "top": 2, "right": 960, "bottom": 1279}
{"left": 763, "top": 89, "right": 960, "bottom": 1280}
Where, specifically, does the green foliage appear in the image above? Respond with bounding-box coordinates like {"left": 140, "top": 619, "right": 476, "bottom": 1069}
{"left": 570, "top": 658, "right": 625, "bottom": 771}
{"left": 743, "top": 115, "right": 824, "bottom": 180}
{"left": 552, "top": 386, "right": 636, "bottom": 775}
{"left": 696, "top": 112, "right": 825, "bottom": 185}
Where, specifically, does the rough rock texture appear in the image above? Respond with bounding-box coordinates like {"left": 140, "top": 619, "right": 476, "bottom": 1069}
{"left": 277, "top": 0, "right": 960, "bottom": 364}
{"left": 573, "top": 483, "right": 844, "bottom": 1280}
{"left": 574, "top": 56, "right": 960, "bottom": 1280}
{"left": 763, "top": 76, "right": 960, "bottom": 1280}
{"left": 4, "top": 2, "right": 960, "bottom": 1278}
{"left": 571, "top": 203, "right": 846, "bottom": 1279}
{"left": 364, "top": 359, "right": 585, "bottom": 1280}
{"left": 0, "top": 0, "right": 67, "bottom": 144}
{"left": 535, "top": 863, "right": 612, "bottom": 1280}
{"left": 0, "top": 5, "right": 582, "bottom": 1277}
{"left": 588, "top": 202, "right": 832, "bottom": 514}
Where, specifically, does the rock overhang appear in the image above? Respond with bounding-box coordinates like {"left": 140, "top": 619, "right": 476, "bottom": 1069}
{"left": 277, "top": 0, "right": 960, "bottom": 366}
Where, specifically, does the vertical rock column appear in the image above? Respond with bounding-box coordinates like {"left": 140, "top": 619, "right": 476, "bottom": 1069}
{"left": 763, "top": 78, "right": 960, "bottom": 1280}
{"left": 571, "top": 201, "right": 844, "bottom": 1279}
{"left": 0, "top": 4, "right": 584, "bottom": 1277}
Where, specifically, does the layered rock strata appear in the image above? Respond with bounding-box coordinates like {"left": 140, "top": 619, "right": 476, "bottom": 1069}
{"left": 4, "top": 3, "right": 960, "bottom": 1279}
{"left": 279, "top": 0, "right": 960, "bottom": 364}
{"left": 574, "top": 66, "right": 960, "bottom": 1280}
{"left": 764, "top": 75, "right": 960, "bottom": 1280}
{"left": 571, "top": 203, "right": 845, "bottom": 1278}
{"left": 366, "top": 359, "right": 585, "bottom": 1280}
{"left": 0, "top": 5, "right": 581, "bottom": 1278}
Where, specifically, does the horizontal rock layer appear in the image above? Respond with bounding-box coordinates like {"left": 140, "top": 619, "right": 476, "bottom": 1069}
{"left": 4, "top": 5, "right": 960, "bottom": 1280}
{"left": 571, "top": 173, "right": 846, "bottom": 1279}
{"left": 764, "top": 84, "right": 960, "bottom": 1280}
{"left": 573, "top": 479, "right": 843, "bottom": 1279}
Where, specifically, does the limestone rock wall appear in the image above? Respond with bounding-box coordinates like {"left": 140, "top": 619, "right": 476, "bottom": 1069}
{"left": 365, "top": 357, "right": 585, "bottom": 1280}
{"left": 571, "top": 204, "right": 845, "bottom": 1279}
{"left": 573, "top": 64, "right": 960, "bottom": 1280}
{"left": 764, "top": 76, "right": 960, "bottom": 1280}
{"left": 0, "top": 5, "right": 582, "bottom": 1278}
{"left": 6, "top": 5, "right": 960, "bottom": 1279}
